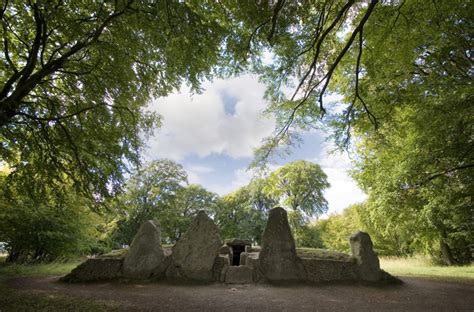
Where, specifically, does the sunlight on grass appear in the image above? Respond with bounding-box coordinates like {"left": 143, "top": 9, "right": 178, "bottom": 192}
{"left": 380, "top": 256, "right": 474, "bottom": 281}
{"left": 0, "top": 259, "right": 82, "bottom": 279}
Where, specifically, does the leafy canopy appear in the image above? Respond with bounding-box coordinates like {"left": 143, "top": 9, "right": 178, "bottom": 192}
{"left": 0, "top": 0, "right": 245, "bottom": 203}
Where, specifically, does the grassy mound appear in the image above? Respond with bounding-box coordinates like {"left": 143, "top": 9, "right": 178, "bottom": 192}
{"left": 296, "top": 248, "right": 353, "bottom": 262}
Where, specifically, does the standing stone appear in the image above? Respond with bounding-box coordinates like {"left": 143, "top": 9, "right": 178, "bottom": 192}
{"left": 350, "top": 231, "right": 381, "bottom": 282}
{"left": 258, "top": 207, "right": 305, "bottom": 281}
{"left": 169, "top": 211, "right": 221, "bottom": 281}
{"left": 123, "top": 220, "right": 166, "bottom": 279}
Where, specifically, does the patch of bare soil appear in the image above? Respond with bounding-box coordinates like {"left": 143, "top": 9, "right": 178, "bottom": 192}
{"left": 7, "top": 276, "right": 474, "bottom": 311}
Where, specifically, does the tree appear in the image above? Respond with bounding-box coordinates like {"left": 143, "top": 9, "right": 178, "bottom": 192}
{"left": 213, "top": 178, "right": 277, "bottom": 243}
{"left": 339, "top": 1, "right": 473, "bottom": 264}
{"left": 238, "top": 0, "right": 472, "bottom": 264}
{"left": 111, "top": 159, "right": 188, "bottom": 245}
{"left": 316, "top": 204, "right": 362, "bottom": 253}
{"left": 265, "top": 160, "right": 329, "bottom": 225}
{"left": 0, "top": 1, "right": 244, "bottom": 203}
{"left": 0, "top": 172, "right": 104, "bottom": 262}
{"left": 173, "top": 184, "right": 219, "bottom": 238}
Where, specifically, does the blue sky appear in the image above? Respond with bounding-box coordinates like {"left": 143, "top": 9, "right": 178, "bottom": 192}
{"left": 144, "top": 75, "right": 366, "bottom": 216}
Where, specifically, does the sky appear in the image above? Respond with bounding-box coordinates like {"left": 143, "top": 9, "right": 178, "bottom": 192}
{"left": 144, "top": 75, "right": 366, "bottom": 216}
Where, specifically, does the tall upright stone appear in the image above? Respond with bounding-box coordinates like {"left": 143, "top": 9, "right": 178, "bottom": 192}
{"left": 350, "top": 231, "right": 381, "bottom": 281}
{"left": 123, "top": 220, "right": 166, "bottom": 279}
{"left": 259, "top": 207, "right": 305, "bottom": 281}
{"left": 168, "top": 211, "right": 221, "bottom": 281}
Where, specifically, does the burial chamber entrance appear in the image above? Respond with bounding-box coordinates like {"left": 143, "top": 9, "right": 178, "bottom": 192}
{"left": 224, "top": 239, "right": 251, "bottom": 266}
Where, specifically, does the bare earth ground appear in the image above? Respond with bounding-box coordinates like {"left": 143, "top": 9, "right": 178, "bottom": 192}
{"left": 5, "top": 276, "right": 474, "bottom": 312}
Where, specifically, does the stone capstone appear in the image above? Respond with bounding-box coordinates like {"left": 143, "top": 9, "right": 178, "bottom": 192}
{"left": 123, "top": 220, "right": 166, "bottom": 279}
{"left": 168, "top": 211, "right": 221, "bottom": 281}
{"left": 258, "top": 207, "right": 305, "bottom": 281}
{"left": 350, "top": 231, "right": 382, "bottom": 282}
{"left": 61, "top": 257, "right": 123, "bottom": 282}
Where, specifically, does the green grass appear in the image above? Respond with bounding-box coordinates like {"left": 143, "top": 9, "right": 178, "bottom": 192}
{"left": 380, "top": 256, "right": 474, "bottom": 281}
{"left": 0, "top": 259, "right": 82, "bottom": 279}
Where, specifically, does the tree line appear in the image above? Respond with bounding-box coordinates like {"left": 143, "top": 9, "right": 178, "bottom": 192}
{"left": 0, "top": 159, "right": 329, "bottom": 262}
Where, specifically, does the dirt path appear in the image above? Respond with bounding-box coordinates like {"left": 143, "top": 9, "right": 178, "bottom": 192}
{"left": 7, "top": 276, "right": 474, "bottom": 311}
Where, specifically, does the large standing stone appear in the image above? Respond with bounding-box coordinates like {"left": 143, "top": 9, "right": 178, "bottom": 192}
{"left": 258, "top": 207, "right": 305, "bottom": 281}
{"left": 168, "top": 211, "right": 221, "bottom": 281}
{"left": 350, "top": 231, "right": 381, "bottom": 282}
{"left": 123, "top": 220, "right": 166, "bottom": 279}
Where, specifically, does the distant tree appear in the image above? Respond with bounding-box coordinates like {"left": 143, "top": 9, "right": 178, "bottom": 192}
{"left": 294, "top": 223, "right": 325, "bottom": 249}
{"left": 173, "top": 184, "right": 219, "bottom": 238}
{"left": 213, "top": 178, "right": 277, "bottom": 243}
{"left": 111, "top": 160, "right": 220, "bottom": 245}
{"left": 265, "top": 160, "right": 329, "bottom": 225}
{"left": 315, "top": 204, "right": 363, "bottom": 253}
{"left": 112, "top": 159, "right": 188, "bottom": 244}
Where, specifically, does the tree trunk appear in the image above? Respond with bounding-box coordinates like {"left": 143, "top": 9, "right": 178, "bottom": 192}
{"left": 439, "top": 239, "right": 455, "bottom": 266}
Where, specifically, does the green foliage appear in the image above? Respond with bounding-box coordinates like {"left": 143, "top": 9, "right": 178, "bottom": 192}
{"left": 342, "top": 1, "right": 474, "bottom": 264}
{"left": 244, "top": 0, "right": 473, "bottom": 265}
{"left": 316, "top": 204, "right": 362, "bottom": 253}
{"left": 265, "top": 160, "right": 329, "bottom": 223}
{"left": 0, "top": 1, "right": 248, "bottom": 203}
{"left": 293, "top": 223, "right": 324, "bottom": 249}
{"left": 213, "top": 178, "right": 277, "bottom": 243}
{"left": 0, "top": 174, "right": 105, "bottom": 262}
{"left": 111, "top": 159, "right": 219, "bottom": 245}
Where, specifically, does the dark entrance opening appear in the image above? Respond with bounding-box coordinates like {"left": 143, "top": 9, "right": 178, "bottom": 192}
{"left": 231, "top": 244, "right": 245, "bottom": 266}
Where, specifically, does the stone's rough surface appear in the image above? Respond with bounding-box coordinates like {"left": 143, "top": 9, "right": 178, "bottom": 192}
{"left": 170, "top": 210, "right": 221, "bottom": 281}
{"left": 225, "top": 265, "right": 254, "bottom": 284}
{"left": 212, "top": 255, "right": 230, "bottom": 282}
{"left": 302, "top": 258, "right": 357, "bottom": 282}
{"left": 219, "top": 245, "right": 232, "bottom": 255}
{"left": 61, "top": 258, "right": 123, "bottom": 282}
{"left": 244, "top": 252, "right": 260, "bottom": 268}
{"left": 258, "top": 207, "right": 305, "bottom": 281}
{"left": 240, "top": 252, "right": 248, "bottom": 266}
{"left": 245, "top": 245, "right": 260, "bottom": 253}
{"left": 350, "top": 231, "right": 382, "bottom": 281}
{"left": 123, "top": 220, "right": 166, "bottom": 279}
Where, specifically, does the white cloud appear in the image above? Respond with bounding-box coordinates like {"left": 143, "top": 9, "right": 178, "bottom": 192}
{"left": 315, "top": 142, "right": 366, "bottom": 215}
{"left": 145, "top": 75, "right": 275, "bottom": 161}
{"left": 184, "top": 165, "right": 214, "bottom": 186}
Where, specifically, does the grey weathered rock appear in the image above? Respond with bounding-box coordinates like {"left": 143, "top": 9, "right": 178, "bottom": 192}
{"left": 219, "top": 245, "right": 232, "bottom": 255}
{"left": 123, "top": 220, "right": 166, "bottom": 279}
{"left": 61, "top": 257, "right": 123, "bottom": 282}
{"left": 169, "top": 211, "right": 221, "bottom": 281}
{"left": 212, "top": 255, "right": 230, "bottom": 282}
{"left": 225, "top": 265, "right": 253, "bottom": 284}
{"left": 244, "top": 252, "right": 259, "bottom": 268}
{"left": 258, "top": 207, "right": 305, "bottom": 281}
{"left": 350, "top": 231, "right": 382, "bottom": 282}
